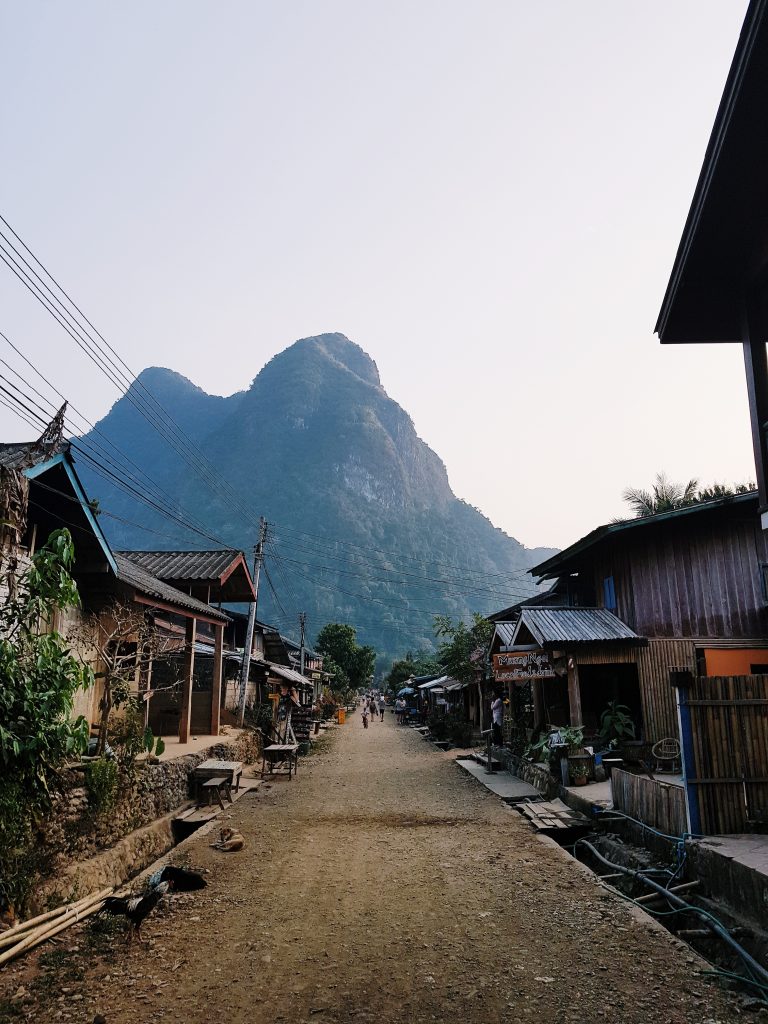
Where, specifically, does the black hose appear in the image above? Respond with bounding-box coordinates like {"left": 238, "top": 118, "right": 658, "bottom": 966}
{"left": 577, "top": 839, "right": 768, "bottom": 988}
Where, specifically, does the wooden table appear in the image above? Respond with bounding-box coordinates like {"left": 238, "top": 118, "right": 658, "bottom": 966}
{"left": 192, "top": 759, "right": 243, "bottom": 802}
{"left": 261, "top": 743, "right": 299, "bottom": 780}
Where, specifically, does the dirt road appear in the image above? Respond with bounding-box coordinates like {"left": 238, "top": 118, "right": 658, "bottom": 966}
{"left": 4, "top": 714, "right": 740, "bottom": 1023}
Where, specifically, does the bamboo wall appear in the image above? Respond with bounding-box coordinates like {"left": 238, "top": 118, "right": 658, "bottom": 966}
{"left": 573, "top": 639, "right": 695, "bottom": 743}
{"left": 611, "top": 767, "right": 688, "bottom": 836}
{"left": 685, "top": 674, "right": 768, "bottom": 834}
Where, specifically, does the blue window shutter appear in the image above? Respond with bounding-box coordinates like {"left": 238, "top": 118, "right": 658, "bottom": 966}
{"left": 603, "top": 576, "right": 616, "bottom": 611}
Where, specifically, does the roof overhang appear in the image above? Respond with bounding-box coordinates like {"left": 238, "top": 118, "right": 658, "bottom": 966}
{"left": 510, "top": 607, "right": 644, "bottom": 649}
{"left": 656, "top": 0, "right": 768, "bottom": 344}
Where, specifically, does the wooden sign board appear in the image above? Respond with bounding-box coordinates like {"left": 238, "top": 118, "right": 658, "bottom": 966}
{"left": 493, "top": 650, "right": 555, "bottom": 682}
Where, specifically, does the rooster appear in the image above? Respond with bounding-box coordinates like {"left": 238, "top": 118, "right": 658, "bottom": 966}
{"left": 99, "top": 881, "right": 170, "bottom": 944}
{"left": 146, "top": 865, "right": 206, "bottom": 892}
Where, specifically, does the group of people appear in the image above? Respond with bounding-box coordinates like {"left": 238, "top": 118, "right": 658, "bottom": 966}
{"left": 360, "top": 693, "right": 386, "bottom": 729}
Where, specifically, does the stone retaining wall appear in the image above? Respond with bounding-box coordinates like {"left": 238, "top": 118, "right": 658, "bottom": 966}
{"left": 37, "top": 731, "right": 260, "bottom": 897}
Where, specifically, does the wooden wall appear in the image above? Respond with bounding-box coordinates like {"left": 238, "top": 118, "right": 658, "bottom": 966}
{"left": 573, "top": 639, "right": 694, "bottom": 742}
{"left": 589, "top": 505, "right": 768, "bottom": 639}
{"left": 611, "top": 768, "right": 688, "bottom": 836}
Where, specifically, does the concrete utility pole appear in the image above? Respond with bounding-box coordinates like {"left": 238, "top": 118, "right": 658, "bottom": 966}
{"left": 238, "top": 517, "right": 268, "bottom": 726}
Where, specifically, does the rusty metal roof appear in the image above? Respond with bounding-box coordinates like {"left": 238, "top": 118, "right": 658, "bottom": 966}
{"left": 114, "top": 554, "right": 230, "bottom": 622}
{"left": 518, "top": 607, "right": 641, "bottom": 647}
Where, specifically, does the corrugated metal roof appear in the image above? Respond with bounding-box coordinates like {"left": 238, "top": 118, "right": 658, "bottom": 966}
{"left": 265, "top": 662, "right": 313, "bottom": 689}
{"left": 492, "top": 622, "right": 516, "bottom": 647}
{"left": 418, "top": 675, "right": 448, "bottom": 690}
{"left": 519, "top": 607, "right": 641, "bottom": 646}
{"left": 113, "top": 554, "right": 230, "bottom": 622}
{"left": 117, "top": 549, "right": 244, "bottom": 582}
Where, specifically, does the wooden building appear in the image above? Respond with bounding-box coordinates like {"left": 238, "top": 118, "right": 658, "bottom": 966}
{"left": 491, "top": 493, "right": 768, "bottom": 745}
{"left": 656, "top": 0, "right": 768, "bottom": 529}
{"left": 2, "top": 440, "right": 237, "bottom": 743}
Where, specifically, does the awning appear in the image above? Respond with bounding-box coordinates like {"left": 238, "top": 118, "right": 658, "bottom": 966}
{"left": 266, "top": 662, "right": 314, "bottom": 689}
{"left": 418, "top": 675, "right": 448, "bottom": 691}
{"left": 444, "top": 680, "right": 465, "bottom": 692}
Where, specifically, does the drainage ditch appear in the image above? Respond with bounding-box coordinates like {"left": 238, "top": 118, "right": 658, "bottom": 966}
{"left": 514, "top": 804, "right": 768, "bottom": 1007}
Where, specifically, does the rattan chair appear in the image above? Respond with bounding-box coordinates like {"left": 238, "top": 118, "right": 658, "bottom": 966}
{"left": 651, "top": 737, "right": 681, "bottom": 774}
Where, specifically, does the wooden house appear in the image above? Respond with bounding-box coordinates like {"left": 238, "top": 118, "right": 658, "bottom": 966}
{"left": 490, "top": 493, "right": 768, "bottom": 746}
{"left": 656, "top": 0, "right": 768, "bottom": 529}
{"left": 1, "top": 440, "right": 233, "bottom": 743}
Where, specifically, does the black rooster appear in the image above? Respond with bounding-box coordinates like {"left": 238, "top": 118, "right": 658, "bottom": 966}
{"left": 147, "top": 865, "right": 206, "bottom": 892}
{"left": 99, "top": 881, "right": 170, "bottom": 943}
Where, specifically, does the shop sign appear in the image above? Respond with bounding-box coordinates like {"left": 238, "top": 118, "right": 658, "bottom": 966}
{"left": 493, "top": 649, "right": 555, "bottom": 681}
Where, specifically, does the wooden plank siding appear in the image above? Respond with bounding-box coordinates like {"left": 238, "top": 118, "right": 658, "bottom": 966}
{"left": 685, "top": 674, "right": 768, "bottom": 834}
{"left": 589, "top": 509, "right": 768, "bottom": 639}
{"left": 611, "top": 768, "right": 688, "bottom": 837}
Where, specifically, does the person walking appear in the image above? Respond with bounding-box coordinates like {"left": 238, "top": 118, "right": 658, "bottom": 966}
{"left": 361, "top": 704, "right": 369, "bottom": 729}
{"left": 378, "top": 694, "right": 386, "bottom": 719}
{"left": 369, "top": 697, "right": 378, "bottom": 722}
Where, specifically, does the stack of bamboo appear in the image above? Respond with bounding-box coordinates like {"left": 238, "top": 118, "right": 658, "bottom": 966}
{"left": 0, "top": 888, "right": 112, "bottom": 966}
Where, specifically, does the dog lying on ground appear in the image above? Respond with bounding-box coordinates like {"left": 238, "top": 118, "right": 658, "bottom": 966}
{"left": 210, "top": 826, "right": 245, "bottom": 852}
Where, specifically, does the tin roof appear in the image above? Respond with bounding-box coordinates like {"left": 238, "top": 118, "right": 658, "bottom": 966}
{"left": 113, "top": 554, "right": 230, "bottom": 623}
{"left": 117, "top": 550, "right": 256, "bottom": 602}
{"left": 517, "top": 607, "right": 641, "bottom": 647}
{"left": 0, "top": 439, "right": 68, "bottom": 469}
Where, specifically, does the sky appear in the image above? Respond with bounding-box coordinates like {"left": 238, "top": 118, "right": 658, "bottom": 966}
{"left": 0, "top": 0, "right": 754, "bottom": 551}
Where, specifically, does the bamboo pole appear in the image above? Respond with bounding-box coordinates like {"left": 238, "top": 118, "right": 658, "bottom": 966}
{"left": 0, "top": 888, "right": 112, "bottom": 967}
{"left": 0, "top": 894, "right": 96, "bottom": 951}
{"left": 635, "top": 880, "right": 700, "bottom": 904}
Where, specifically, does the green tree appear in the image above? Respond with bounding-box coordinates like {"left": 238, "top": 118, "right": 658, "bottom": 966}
{"left": 315, "top": 622, "right": 376, "bottom": 693}
{"left": 384, "top": 650, "right": 441, "bottom": 691}
{"left": 622, "top": 473, "right": 699, "bottom": 518}
{"left": 433, "top": 613, "right": 494, "bottom": 731}
{"left": 0, "top": 528, "right": 93, "bottom": 916}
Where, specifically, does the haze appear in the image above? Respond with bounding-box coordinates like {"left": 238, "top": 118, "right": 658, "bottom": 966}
{"left": 0, "top": 1, "right": 751, "bottom": 550}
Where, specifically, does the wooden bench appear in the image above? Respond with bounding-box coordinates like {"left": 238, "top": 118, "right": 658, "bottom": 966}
{"left": 200, "top": 776, "right": 232, "bottom": 809}
{"left": 261, "top": 743, "right": 299, "bottom": 780}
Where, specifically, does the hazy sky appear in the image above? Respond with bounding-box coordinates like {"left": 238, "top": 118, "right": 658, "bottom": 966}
{"left": 0, "top": 1, "right": 752, "bottom": 551}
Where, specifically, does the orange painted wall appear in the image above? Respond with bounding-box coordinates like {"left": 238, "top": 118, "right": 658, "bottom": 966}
{"left": 703, "top": 649, "right": 768, "bottom": 676}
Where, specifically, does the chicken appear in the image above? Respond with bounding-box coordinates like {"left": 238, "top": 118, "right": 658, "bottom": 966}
{"left": 146, "top": 865, "right": 206, "bottom": 892}
{"left": 99, "top": 881, "right": 170, "bottom": 943}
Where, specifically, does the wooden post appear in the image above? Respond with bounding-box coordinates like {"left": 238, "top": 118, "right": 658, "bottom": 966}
{"left": 178, "top": 617, "right": 196, "bottom": 743}
{"left": 532, "top": 678, "right": 545, "bottom": 732}
{"left": 567, "top": 657, "right": 583, "bottom": 727}
{"left": 210, "top": 622, "right": 223, "bottom": 736}
{"left": 743, "top": 335, "right": 768, "bottom": 524}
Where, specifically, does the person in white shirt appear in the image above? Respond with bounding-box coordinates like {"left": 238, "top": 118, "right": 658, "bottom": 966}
{"left": 491, "top": 690, "right": 504, "bottom": 746}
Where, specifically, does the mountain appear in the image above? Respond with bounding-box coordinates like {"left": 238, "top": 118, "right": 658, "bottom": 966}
{"left": 76, "top": 334, "right": 556, "bottom": 666}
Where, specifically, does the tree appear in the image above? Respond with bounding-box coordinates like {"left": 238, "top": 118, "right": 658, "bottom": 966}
{"left": 70, "top": 600, "right": 178, "bottom": 755}
{"left": 384, "top": 650, "right": 441, "bottom": 691}
{"left": 622, "top": 473, "right": 757, "bottom": 519}
{"left": 433, "top": 613, "right": 494, "bottom": 729}
{"left": 622, "top": 473, "right": 699, "bottom": 518}
{"left": 0, "top": 528, "right": 92, "bottom": 917}
{"left": 315, "top": 622, "right": 376, "bottom": 693}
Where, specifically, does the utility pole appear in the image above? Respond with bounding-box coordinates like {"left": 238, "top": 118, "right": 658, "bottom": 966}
{"left": 238, "top": 517, "right": 268, "bottom": 726}
{"left": 299, "top": 612, "right": 306, "bottom": 677}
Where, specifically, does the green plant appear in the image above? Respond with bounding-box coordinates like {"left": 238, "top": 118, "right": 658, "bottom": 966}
{"left": 86, "top": 757, "right": 118, "bottom": 812}
{"left": 599, "top": 702, "right": 636, "bottom": 744}
{"left": 245, "top": 701, "right": 275, "bottom": 733}
{"left": 0, "top": 529, "right": 91, "bottom": 918}
{"left": 569, "top": 760, "right": 590, "bottom": 782}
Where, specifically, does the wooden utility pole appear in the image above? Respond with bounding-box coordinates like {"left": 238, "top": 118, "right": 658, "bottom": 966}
{"left": 238, "top": 517, "right": 268, "bottom": 726}
{"left": 299, "top": 611, "right": 306, "bottom": 677}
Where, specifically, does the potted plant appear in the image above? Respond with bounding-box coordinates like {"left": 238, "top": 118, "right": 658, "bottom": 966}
{"left": 569, "top": 760, "right": 590, "bottom": 786}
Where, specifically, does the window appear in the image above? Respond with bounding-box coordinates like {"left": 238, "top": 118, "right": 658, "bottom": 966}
{"left": 761, "top": 564, "right": 768, "bottom": 604}
{"left": 603, "top": 576, "right": 617, "bottom": 612}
